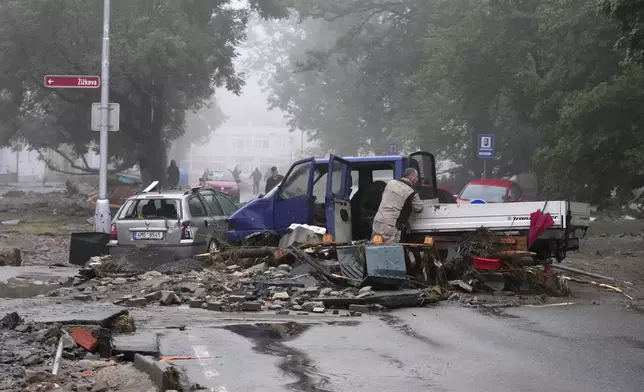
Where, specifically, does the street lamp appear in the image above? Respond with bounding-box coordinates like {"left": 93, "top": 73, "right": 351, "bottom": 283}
{"left": 94, "top": 0, "right": 112, "bottom": 233}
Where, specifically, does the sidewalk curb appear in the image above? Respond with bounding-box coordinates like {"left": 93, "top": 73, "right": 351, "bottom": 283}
{"left": 133, "top": 354, "right": 175, "bottom": 391}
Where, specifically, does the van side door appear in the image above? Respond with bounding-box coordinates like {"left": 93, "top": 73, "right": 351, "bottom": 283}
{"left": 408, "top": 151, "right": 438, "bottom": 200}
{"left": 325, "top": 155, "right": 352, "bottom": 242}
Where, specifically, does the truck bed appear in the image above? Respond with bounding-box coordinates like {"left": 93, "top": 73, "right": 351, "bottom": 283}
{"left": 409, "top": 201, "right": 591, "bottom": 233}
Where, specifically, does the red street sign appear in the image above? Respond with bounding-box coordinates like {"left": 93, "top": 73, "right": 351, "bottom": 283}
{"left": 44, "top": 75, "right": 100, "bottom": 89}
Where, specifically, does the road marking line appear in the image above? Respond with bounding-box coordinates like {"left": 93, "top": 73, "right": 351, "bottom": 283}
{"left": 187, "top": 333, "right": 220, "bottom": 379}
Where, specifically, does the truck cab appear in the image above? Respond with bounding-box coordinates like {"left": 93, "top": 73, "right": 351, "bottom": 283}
{"left": 226, "top": 152, "right": 437, "bottom": 243}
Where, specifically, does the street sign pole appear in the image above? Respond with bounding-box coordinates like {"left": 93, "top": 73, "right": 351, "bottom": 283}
{"left": 94, "top": 0, "right": 112, "bottom": 233}
{"left": 388, "top": 143, "right": 398, "bottom": 155}
{"left": 477, "top": 134, "right": 495, "bottom": 180}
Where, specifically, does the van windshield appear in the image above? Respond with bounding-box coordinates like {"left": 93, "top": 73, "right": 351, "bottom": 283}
{"left": 119, "top": 198, "right": 182, "bottom": 219}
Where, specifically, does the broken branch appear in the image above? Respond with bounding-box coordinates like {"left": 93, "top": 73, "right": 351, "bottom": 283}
{"left": 562, "top": 276, "right": 633, "bottom": 300}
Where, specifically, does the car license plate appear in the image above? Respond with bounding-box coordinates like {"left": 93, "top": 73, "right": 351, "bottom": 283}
{"left": 133, "top": 231, "right": 163, "bottom": 240}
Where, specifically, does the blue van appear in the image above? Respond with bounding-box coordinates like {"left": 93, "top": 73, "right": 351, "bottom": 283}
{"left": 226, "top": 152, "right": 437, "bottom": 243}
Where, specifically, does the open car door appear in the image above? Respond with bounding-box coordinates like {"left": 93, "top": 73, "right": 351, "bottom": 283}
{"left": 273, "top": 158, "right": 316, "bottom": 233}
{"left": 409, "top": 151, "right": 438, "bottom": 200}
{"left": 325, "top": 154, "right": 352, "bottom": 243}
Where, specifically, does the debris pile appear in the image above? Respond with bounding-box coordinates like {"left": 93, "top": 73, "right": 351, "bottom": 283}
{"left": 0, "top": 309, "right": 151, "bottom": 392}
{"left": 52, "top": 226, "right": 605, "bottom": 315}
{"left": 37, "top": 224, "right": 633, "bottom": 318}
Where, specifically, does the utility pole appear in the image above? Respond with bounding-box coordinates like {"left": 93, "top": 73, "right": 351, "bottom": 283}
{"left": 94, "top": 0, "right": 112, "bottom": 233}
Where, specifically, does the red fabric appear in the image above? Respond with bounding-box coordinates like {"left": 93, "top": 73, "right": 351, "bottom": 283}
{"left": 528, "top": 210, "right": 554, "bottom": 248}
{"left": 471, "top": 256, "right": 501, "bottom": 271}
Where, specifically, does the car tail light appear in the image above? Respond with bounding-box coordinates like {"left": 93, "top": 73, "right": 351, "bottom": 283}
{"left": 109, "top": 223, "right": 117, "bottom": 241}
{"left": 181, "top": 221, "right": 193, "bottom": 239}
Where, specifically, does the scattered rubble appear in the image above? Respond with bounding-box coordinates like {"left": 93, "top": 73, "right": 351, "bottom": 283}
{"left": 0, "top": 307, "right": 153, "bottom": 392}
{"left": 45, "top": 227, "right": 600, "bottom": 319}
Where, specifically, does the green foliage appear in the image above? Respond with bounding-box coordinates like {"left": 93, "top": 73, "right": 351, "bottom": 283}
{"left": 0, "top": 0, "right": 285, "bottom": 183}
{"left": 248, "top": 0, "right": 644, "bottom": 204}
{"left": 600, "top": 0, "right": 644, "bottom": 63}
{"left": 247, "top": 1, "right": 438, "bottom": 155}
{"left": 536, "top": 66, "right": 644, "bottom": 203}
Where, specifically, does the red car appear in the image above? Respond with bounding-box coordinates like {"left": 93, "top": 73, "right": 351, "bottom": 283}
{"left": 199, "top": 170, "right": 240, "bottom": 201}
{"left": 456, "top": 179, "right": 523, "bottom": 204}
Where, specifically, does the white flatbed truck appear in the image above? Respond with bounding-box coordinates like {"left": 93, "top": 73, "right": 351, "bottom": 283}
{"left": 408, "top": 200, "right": 591, "bottom": 261}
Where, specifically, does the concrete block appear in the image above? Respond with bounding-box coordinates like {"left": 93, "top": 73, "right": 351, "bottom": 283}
{"left": 188, "top": 299, "right": 204, "bottom": 309}
{"left": 113, "top": 332, "right": 159, "bottom": 359}
{"left": 127, "top": 298, "right": 148, "bottom": 307}
{"left": 348, "top": 304, "right": 370, "bottom": 313}
{"left": 134, "top": 354, "right": 174, "bottom": 392}
{"left": 160, "top": 291, "right": 180, "bottom": 306}
{"left": 228, "top": 294, "right": 247, "bottom": 302}
{"left": 241, "top": 302, "right": 261, "bottom": 311}
{"left": 144, "top": 291, "right": 163, "bottom": 302}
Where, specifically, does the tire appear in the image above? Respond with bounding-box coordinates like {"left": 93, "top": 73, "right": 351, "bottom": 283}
{"left": 207, "top": 238, "right": 220, "bottom": 253}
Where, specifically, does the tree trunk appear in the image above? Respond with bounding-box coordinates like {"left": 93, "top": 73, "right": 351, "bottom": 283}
{"left": 137, "top": 83, "right": 167, "bottom": 187}
{"left": 138, "top": 140, "right": 166, "bottom": 186}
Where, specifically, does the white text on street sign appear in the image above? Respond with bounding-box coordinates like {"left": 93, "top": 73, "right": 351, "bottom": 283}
{"left": 44, "top": 75, "right": 100, "bottom": 89}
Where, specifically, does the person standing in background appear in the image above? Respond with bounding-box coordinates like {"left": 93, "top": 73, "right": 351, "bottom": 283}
{"left": 167, "top": 159, "right": 180, "bottom": 188}
{"left": 265, "top": 166, "right": 284, "bottom": 193}
{"left": 249, "top": 167, "right": 263, "bottom": 195}
{"left": 231, "top": 165, "right": 241, "bottom": 183}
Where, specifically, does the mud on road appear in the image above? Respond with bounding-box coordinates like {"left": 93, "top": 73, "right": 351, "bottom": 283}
{"left": 0, "top": 189, "right": 92, "bottom": 266}
{"left": 565, "top": 215, "right": 644, "bottom": 301}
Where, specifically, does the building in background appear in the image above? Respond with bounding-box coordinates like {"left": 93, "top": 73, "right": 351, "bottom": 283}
{"left": 184, "top": 125, "right": 311, "bottom": 180}
{"left": 0, "top": 146, "right": 99, "bottom": 183}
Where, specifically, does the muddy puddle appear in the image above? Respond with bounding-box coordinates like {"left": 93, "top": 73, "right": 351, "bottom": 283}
{"left": 0, "top": 278, "right": 61, "bottom": 298}
{"left": 223, "top": 322, "right": 334, "bottom": 392}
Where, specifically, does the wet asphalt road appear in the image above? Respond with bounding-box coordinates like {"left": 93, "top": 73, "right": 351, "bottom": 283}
{"left": 153, "top": 304, "right": 644, "bottom": 392}
{"left": 1, "top": 269, "right": 643, "bottom": 392}
{"left": 2, "top": 296, "right": 643, "bottom": 391}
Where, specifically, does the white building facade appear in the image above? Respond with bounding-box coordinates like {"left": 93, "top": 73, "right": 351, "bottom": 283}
{"left": 183, "top": 125, "right": 309, "bottom": 178}
{"left": 0, "top": 146, "right": 100, "bottom": 183}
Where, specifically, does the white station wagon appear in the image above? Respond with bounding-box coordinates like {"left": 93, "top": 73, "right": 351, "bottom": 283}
{"left": 107, "top": 183, "right": 239, "bottom": 258}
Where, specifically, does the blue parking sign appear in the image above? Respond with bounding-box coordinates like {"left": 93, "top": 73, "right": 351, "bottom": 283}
{"left": 477, "top": 134, "right": 494, "bottom": 159}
